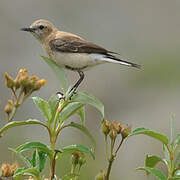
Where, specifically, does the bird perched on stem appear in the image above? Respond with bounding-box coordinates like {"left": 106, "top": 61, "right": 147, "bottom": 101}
{"left": 21, "top": 19, "right": 140, "bottom": 93}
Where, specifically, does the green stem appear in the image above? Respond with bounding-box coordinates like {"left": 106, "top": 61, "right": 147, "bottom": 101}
{"left": 166, "top": 145, "right": 175, "bottom": 178}
{"left": 105, "top": 135, "right": 109, "bottom": 160}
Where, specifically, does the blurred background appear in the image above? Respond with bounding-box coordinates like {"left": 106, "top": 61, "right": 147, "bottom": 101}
{"left": 1, "top": 0, "right": 180, "bottom": 179}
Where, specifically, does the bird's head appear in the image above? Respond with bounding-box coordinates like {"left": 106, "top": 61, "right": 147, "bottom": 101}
{"left": 21, "top": 19, "right": 57, "bottom": 42}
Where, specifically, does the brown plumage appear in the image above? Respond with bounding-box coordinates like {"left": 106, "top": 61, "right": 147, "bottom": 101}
{"left": 21, "top": 19, "right": 141, "bottom": 91}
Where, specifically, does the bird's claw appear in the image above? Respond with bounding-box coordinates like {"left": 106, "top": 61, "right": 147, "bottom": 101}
{"left": 56, "top": 92, "right": 65, "bottom": 101}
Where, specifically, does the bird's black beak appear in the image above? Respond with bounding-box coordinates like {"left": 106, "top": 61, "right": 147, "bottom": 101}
{"left": 20, "top": 27, "right": 35, "bottom": 32}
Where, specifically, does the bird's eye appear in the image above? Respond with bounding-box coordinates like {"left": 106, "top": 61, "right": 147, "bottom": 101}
{"left": 39, "top": 25, "right": 45, "bottom": 30}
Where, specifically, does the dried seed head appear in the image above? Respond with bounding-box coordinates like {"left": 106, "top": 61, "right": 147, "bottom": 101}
{"left": 109, "top": 129, "right": 117, "bottom": 140}
{"left": 1, "top": 163, "right": 18, "bottom": 177}
{"left": 111, "top": 121, "right": 122, "bottom": 134}
{"left": 121, "top": 125, "right": 131, "bottom": 139}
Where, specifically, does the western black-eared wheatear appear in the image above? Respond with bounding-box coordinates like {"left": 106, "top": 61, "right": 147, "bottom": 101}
{"left": 21, "top": 19, "right": 140, "bottom": 92}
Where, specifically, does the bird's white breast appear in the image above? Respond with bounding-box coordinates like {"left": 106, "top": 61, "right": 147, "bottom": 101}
{"left": 50, "top": 52, "right": 105, "bottom": 70}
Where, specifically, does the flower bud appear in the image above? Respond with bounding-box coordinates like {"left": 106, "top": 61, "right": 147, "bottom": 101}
{"left": 4, "top": 72, "right": 14, "bottom": 88}
{"left": 4, "top": 100, "right": 13, "bottom": 115}
{"left": 95, "top": 170, "right": 105, "bottom": 180}
{"left": 101, "top": 120, "right": 110, "bottom": 136}
{"left": 14, "top": 79, "right": 20, "bottom": 89}
{"left": 34, "top": 79, "right": 47, "bottom": 90}
{"left": 109, "top": 129, "right": 117, "bottom": 140}
{"left": 19, "top": 75, "right": 29, "bottom": 87}
{"left": 121, "top": 125, "right": 131, "bottom": 139}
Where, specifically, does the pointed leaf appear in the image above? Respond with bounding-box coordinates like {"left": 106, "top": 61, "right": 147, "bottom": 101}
{"left": 14, "top": 167, "right": 40, "bottom": 178}
{"left": 41, "top": 56, "right": 68, "bottom": 90}
{"left": 0, "top": 119, "right": 47, "bottom": 137}
{"left": 58, "top": 144, "right": 95, "bottom": 159}
{"left": 9, "top": 148, "right": 32, "bottom": 168}
{"left": 129, "top": 128, "right": 169, "bottom": 145}
{"left": 67, "top": 122, "right": 96, "bottom": 149}
{"left": 38, "top": 151, "right": 47, "bottom": 172}
{"left": 137, "top": 167, "right": 167, "bottom": 180}
{"left": 163, "top": 144, "right": 170, "bottom": 162}
{"left": 145, "top": 155, "right": 163, "bottom": 175}
{"left": 32, "top": 96, "right": 52, "bottom": 122}
{"left": 59, "top": 102, "right": 84, "bottom": 123}
{"left": 31, "top": 150, "right": 37, "bottom": 167}
{"left": 15, "top": 142, "right": 53, "bottom": 157}
{"left": 175, "top": 134, "right": 180, "bottom": 147}
{"left": 77, "top": 106, "right": 85, "bottom": 125}
{"left": 72, "top": 92, "right": 104, "bottom": 117}
{"left": 48, "top": 95, "right": 59, "bottom": 123}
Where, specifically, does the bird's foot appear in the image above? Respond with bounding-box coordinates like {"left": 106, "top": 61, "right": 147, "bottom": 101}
{"left": 56, "top": 92, "right": 65, "bottom": 101}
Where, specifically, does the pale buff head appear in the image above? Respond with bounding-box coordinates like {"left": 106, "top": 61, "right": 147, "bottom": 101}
{"left": 21, "top": 19, "right": 57, "bottom": 42}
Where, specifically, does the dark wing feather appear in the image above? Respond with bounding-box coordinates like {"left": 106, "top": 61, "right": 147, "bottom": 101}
{"left": 49, "top": 36, "right": 109, "bottom": 54}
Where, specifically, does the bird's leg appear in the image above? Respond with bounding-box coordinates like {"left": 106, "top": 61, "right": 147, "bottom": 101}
{"left": 70, "top": 70, "right": 84, "bottom": 94}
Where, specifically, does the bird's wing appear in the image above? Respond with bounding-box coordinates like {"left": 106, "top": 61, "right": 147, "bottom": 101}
{"left": 49, "top": 36, "right": 115, "bottom": 54}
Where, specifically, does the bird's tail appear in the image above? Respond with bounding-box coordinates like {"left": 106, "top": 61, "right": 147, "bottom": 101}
{"left": 103, "top": 54, "right": 141, "bottom": 69}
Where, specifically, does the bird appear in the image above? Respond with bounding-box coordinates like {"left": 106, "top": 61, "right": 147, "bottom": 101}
{"left": 21, "top": 19, "right": 140, "bottom": 93}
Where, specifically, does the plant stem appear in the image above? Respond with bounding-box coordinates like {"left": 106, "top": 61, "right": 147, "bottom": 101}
{"left": 105, "top": 135, "right": 109, "bottom": 160}
{"left": 105, "top": 154, "right": 115, "bottom": 180}
{"left": 50, "top": 152, "right": 57, "bottom": 180}
{"left": 115, "top": 138, "right": 124, "bottom": 155}
{"left": 8, "top": 88, "right": 24, "bottom": 122}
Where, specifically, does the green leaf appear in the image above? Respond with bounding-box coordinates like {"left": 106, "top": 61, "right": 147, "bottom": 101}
{"left": 14, "top": 167, "right": 40, "bottom": 178}
{"left": 128, "top": 128, "right": 169, "bottom": 145}
{"left": 41, "top": 56, "right": 68, "bottom": 90}
{"left": 168, "top": 178, "right": 180, "bottom": 180}
{"left": 67, "top": 122, "right": 96, "bottom": 149}
{"left": 31, "top": 150, "right": 37, "bottom": 167}
{"left": 72, "top": 92, "right": 104, "bottom": 117}
{"left": 32, "top": 96, "right": 52, "bottom": 122}
{"left": 77, "top": 106, "right": 85, "bottom": 125}
{"left": 48, "top": 95, "right": 59, "bottom": 123}
{"left": 38, "top": 151, "right": 47, "bottom": 172}
{"left": 136, "top": 167, "right": 167, "bottom": 180}
{"left": 175, "top": 152, "right": 180, "bottom": 167}
{"left": 9, "top": 148, "right": 32, "bottom": 168}
{"left": 163, "top": 144, "right": 170, "bottom": 162}
{"left": 59, "top": 102, "right": 84, "bottom": 123}
{"left": 58, "top": 144, "right": 95, "bottom": 160}
{"left": 174, "top": 170, "right": 180, "bottom": 177}
{"left": 145, "top": 155, "right": 163, "bottom": 175}
{"left": 175, "top": 134, "right": 180, "bottom": 147}
{"left": 0, "top": 119, "right": 47, "bottom": 137}
{"left": 61, "top": 173, "right": 79, "bottom": 180}
{"left": 15, "top": 142, "right": 53, "bottom": 157}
